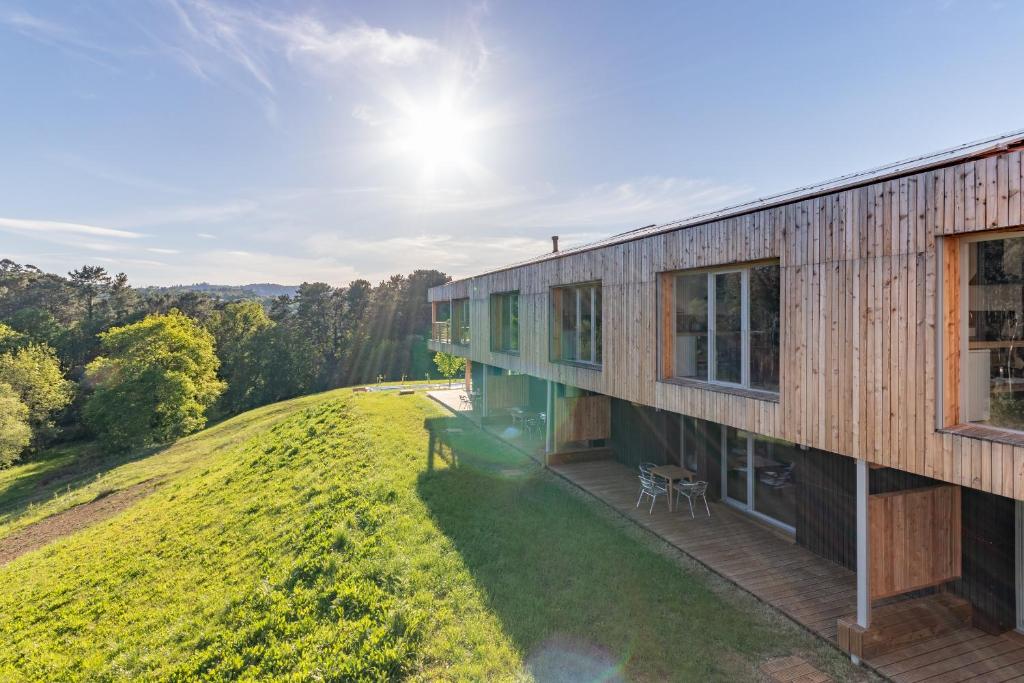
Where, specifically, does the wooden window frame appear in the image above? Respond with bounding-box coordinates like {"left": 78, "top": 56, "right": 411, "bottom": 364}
{"left": 451, "top": 297, "right": 471, "bottom": 346}
{"left": 942, "top": 228, "right": 1024, "bottom": 435}
{"left": 660, "top": 261, "right": 778, "bottom": 394}
{"left": 489, "top": 290, "right": 520, "bottom": 354}
{"left": 550, "top": 281, "right": 602, "bottom": 368}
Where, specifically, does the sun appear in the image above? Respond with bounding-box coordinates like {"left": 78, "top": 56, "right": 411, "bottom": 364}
{"left": 388, "top": 94, "right": 485, "bottom": 182}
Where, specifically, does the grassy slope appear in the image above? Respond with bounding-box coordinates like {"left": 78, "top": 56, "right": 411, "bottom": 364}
{"left": 0, "top": 392, "right": 856, "bottom": 681}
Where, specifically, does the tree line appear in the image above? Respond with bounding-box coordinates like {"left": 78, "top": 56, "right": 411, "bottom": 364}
{"left": 0, "top": 259, "right": 448, "bottom": 461}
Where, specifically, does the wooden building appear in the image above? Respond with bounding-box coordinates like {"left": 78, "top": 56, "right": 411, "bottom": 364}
{"left": 428, "top": 130, "right": 1024, "bottom": 663}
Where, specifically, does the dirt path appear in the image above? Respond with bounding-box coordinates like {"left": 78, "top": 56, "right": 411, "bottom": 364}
{"left": 0, "top": 479, "right": 161, "bottom": 566}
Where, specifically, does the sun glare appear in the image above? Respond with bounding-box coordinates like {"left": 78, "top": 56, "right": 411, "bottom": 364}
{"left": 388, "top": 95, "right": 484, "bottom": 182}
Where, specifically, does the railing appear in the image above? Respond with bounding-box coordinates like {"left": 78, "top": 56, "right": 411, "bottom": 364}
{"left": 432, "top": 320, "right": 451, "bottom": 343}
{"left": 454, "top": 324, "right": 470, "bottom": 346}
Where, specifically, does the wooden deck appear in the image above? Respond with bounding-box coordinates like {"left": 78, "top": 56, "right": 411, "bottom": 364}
{"left": 550, "top": 459, "right": 1024, "bottom": 682}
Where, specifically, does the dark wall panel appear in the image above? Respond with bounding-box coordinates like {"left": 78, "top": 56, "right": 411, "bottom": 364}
{"left": 954, "top": 489, "right": 1015, "bottom": 633}
{"left": 609, "top": 399, "right": 676, "bottom": 470}
{"left": 796, "top": 449, "right": 856, "bottom": 570}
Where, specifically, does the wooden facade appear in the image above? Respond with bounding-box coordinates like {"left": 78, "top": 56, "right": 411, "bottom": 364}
{"left": 430, "top": 136, "right": 1024, "bottom": 501}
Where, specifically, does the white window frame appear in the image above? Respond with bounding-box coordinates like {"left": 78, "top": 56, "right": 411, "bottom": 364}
{"left": 674, "top": 264, "right": 772, "bottom": 391}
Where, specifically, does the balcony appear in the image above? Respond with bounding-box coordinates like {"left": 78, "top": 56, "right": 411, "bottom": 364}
{"left": 432, "top": 320, "right": 452, "bottom": 344}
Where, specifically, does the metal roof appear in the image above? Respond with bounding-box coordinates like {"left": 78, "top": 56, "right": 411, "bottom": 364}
{"left": 451, "top": 127, "right": 1024, "bottom": 283}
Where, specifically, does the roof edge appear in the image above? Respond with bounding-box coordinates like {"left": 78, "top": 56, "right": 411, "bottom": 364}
{"left": 435, "top": 128, "right": 1024, "bottom": 288}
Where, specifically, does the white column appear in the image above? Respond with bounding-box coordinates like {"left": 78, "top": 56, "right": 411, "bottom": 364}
{"left": 545, "top": 381, "right": 555, "bottom": 459}
{"left": 480, "top": 365, "right": 489, "bottom": 418}
{"left": 854, "top": 457, "right": 871, "bottom": 664}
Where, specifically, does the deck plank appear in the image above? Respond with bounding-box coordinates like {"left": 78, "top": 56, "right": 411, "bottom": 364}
{"left": 547, "top": 459, "right": 1024, "bottom": 681}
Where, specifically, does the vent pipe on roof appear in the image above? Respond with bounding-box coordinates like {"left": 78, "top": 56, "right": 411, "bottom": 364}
{"left": 551, "top": 235, "right": 559, "bottom": 253}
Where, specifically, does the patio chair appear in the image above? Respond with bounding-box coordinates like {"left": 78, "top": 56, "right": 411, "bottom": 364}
{"left": 674, "top": 480, "right": 710, "bottom": 518}
{"left": 638, "top": 462, "right": 658, "bottom": 476}
{"left": 636, "top": 472, "right": 668, "bottom": 514}
{"left": 458, "top": 393, "right": 472, "bottom": 410}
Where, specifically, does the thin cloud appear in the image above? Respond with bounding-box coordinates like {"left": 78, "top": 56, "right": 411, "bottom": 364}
{"left": 197, "top": 232, "right": 217, "bottom": 239}
{"left": 0, "top": 217, "right": 143, "bottom": 239}
{"left": 146, "top": 247, "right": 181, "bottom": 254}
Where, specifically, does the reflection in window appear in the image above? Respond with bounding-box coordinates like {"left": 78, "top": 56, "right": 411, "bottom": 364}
{"left": 552, "top": 282, "right": 602, "bottom": 365}
{"left": 452, "top": 298, "right": 470, "bottom": 345}
{"left": 671, "top": 263, "right": 780, "bottom": 391}
{"left": 749, "top": 265, "right": 781, "bottom": 392}
{"left": 715, "top": 272, "right": 743, "bottom": 383}
{"left": 674, "top": 273, "right": 708, "bottom": 379}
{"left": 490, "top": 291, "right": 520, "bottom": 353}
{"left": 966, "top": 236, "right": 1024, "bottom": 430}
{"left": 752, "top": 435, "right": 797, "bottom": 529}
{"left": 725, "top": 427, "right": 748, "bottom": 504}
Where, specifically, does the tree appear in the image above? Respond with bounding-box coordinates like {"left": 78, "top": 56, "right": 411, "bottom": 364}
{"left": 83, "top": 311, "right": 225, "bottom": 452}
{"left": 68, "top": 265, "right": 112, "bottom": 323}
{"left": 206, "top": 300, "right": 274, "bottom": 413}
{"left": 433, "top": 351, "right": 465, "bottom": 388}
{"left": 0, "top": 386, "right": 31, "bottom": 467}
{"left": 0, "top": 341, "right": 74, "bottom": 445}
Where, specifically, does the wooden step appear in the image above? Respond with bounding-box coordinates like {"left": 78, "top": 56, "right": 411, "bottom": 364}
{"left": 546, "top": 447, "right": 614, "bottom": 466}
{"left": 760, "top": 656, "right": 833, "bottom": 682}
{"left": 837, "top": 593, "right": 972, "bottom": 658}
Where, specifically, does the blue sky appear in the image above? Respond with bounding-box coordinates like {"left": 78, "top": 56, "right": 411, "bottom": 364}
{"left": 1, "top": 0, "right": 1023, "bottom": 286}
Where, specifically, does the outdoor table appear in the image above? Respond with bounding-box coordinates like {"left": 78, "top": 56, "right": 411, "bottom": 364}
{"left": 649, "top": 464, "right": 696, "bottom": 512}
{"left": 509, "top": 407, "right": 528, "bottom": 427}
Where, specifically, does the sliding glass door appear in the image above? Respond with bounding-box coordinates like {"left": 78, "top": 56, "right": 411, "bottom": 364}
{"left": 719, "top": 427, "right": 797, "bottom": 532}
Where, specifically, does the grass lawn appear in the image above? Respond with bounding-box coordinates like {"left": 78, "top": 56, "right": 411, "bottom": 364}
{"left": 0, "top": 391, "right": 861, "bottom": 681}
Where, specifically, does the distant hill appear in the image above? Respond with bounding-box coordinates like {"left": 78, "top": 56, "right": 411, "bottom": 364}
{"left": 137, "top": 282, "right": 299, "bottom": 301}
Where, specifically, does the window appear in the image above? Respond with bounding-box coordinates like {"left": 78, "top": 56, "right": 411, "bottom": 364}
{"left": 452, "top": 298, "right": 470, "bottom": 346}
{"left": 551, "top": 282, "right": 602, "bottom": 365}
{"left": 719, "top": 426, "right": 797, "bottom": 532}
{"left": 490, "top": 291, "right": 520, "bottom": 353}
{"left": 670, "top": 263, "right": 780, "bottom": 392}
{"left": 960, "top": 233, "right": 1024, "bottom": 431}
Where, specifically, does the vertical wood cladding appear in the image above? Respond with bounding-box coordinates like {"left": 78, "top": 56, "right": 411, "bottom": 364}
{"left": 429, "top": 147, "right": 1024, "bottom": 500}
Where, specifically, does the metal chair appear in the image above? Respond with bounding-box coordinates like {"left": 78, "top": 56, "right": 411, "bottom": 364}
{"left": 636, "top": 472, "right": 668, "bottom": 514}
{"left": 458, "top": 393, "right": 472, "bottom": 410}
{"left": 638, "top": 462, "right": 658, "bottom": 476}
{"left": 674, "top": 480, "right": 710, "bottom": 518}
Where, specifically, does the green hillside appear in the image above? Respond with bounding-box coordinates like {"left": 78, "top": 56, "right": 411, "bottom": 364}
{"left": 0, "top": 391, "right": 854, "bottom": 681}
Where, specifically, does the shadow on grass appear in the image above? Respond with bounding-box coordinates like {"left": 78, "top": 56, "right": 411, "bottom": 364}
{"left": 416, "top": 416, "right": 785, "bottom": 682}
{"left": 0, "top": 442, "right": 166, "bottom": 525}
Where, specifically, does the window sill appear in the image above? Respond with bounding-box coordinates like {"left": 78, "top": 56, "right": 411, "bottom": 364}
{"left": 658, "top": 377, "right": 780, "bottom": 403}
{"left": 490, "top": 349, "right": 520, "bottom": 356}
{"left": 551, "top": 359, "right": 603, "bottom": 371}
{"left": 938, "top": 423, "right": 1024, "bottom": 448}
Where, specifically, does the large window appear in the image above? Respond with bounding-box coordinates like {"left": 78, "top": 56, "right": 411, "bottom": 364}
{"left": 489, "top": 291, "right": 520, "bottom": 353}
{"left": 452, "top": 298, "right": 470, "bottom": 346}
{"left": 671, "top": 263, "right": 780, "bottom": 392}
{"left": 961, "top": 233, "right": 1024, "bottom": 431}
{"left": 551, "top": 282, "right": 602, "bottom": 365}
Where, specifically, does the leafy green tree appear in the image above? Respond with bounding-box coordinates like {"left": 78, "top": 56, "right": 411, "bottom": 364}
{"left": 207, "top": 300, "right": 274, "bottom": 413}
{"left": 433, "top": 352, "right": 466, "bottom": 388}
{"left": 0, "top": 328, "right": 74, "bottom": 447}
{"left": 0, "top": 386, "right": 31, "bottom": 467}
{"left": 83, "top": 311, "right": 226, "bottom": 452}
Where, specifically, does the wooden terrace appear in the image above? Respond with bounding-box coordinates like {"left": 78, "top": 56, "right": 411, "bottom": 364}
{"left": 549, "top": 459, "right": 1024, "bottom": 682}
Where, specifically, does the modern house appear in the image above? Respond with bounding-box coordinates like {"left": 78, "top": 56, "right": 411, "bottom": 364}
{"left": 427, "top": 130, "right": 1024, "bottom": 671}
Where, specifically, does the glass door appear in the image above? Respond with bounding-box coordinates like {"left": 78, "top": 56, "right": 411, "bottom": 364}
{"left": 722, "top": 427, "right": 749, "bottom": 505}
{"left": 720, "top": 426, "right": 797, "bottom": 533}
